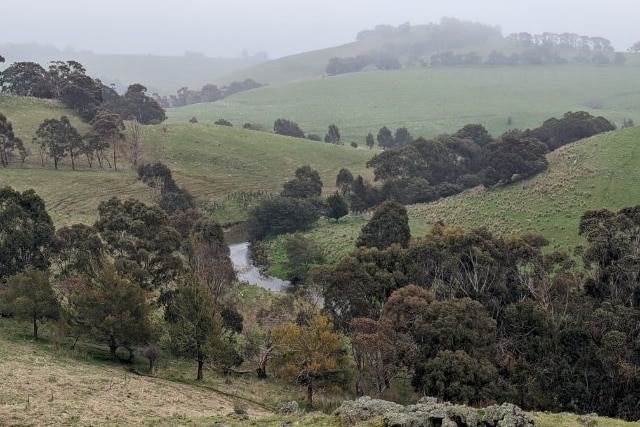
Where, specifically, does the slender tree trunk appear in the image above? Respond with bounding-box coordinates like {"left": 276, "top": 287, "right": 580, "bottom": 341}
{"left": 197, "top": 357, "right": 204, "bottom": 380}
{"left": 70, "top": 149, "right": 75, "bottom": 170}
{"left": 109, "top": 336, "right": 118, "bottom": 359}
{"left": 33, "top": 315, "right": 38, "bottom": 339}
{"left": 307, "top": 382, "right": 314, "bottom": 407}
{"left": 113, "top": 138, "right": 118, "bottom": 171}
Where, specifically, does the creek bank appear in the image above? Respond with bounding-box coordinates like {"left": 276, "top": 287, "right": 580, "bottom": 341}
{"left": 228, "top": 242, "right": 290, "bottom": 291}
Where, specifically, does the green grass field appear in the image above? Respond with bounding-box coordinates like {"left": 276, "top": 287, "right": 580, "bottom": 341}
{"left": 262, "top": 126, "right": 640, "bottom": 276}
{"left": 1, "top": 95, "right": 373, "bottom": 227}
{"left": 168, "top": 62, "right": 640, "bottom": 144}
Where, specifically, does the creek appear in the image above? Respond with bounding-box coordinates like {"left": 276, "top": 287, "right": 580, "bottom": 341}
{"left": 228, "top": 242, "right": 290, "bottom": 291}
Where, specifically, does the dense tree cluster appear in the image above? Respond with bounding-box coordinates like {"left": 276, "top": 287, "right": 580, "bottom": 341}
{"left": 0, "top": 185, "right": 239, "bottom": 381}
{"left": 329, "top": 22, "right": 623, "bottom": 75}
{"left": 0, "top": 60, "right": 166, "bottom": 124}
{"left": 363, "top": 112, "right": 614, "bottom": 205}
{"left": 310, "top": 206, "right": 640, "bottom": 419}
{"left": 273, "top": 118, "right": 305, "bottom": 138}
{"left": 153, "top": 78, "right": 264, "bottom": 108}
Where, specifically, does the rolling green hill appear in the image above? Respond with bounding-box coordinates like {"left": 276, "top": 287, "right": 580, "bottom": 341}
{"left": 168, "top": 62, "right": 640, "bottom": 144}
{"left": 263, "top": 126, "right": 640, "bottom": 274}
{"left": 0, "top": 95, "right": 373, "bottom": 227}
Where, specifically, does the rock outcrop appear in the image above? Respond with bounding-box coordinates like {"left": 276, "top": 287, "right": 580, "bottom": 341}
{"left": 334, "top": 396, "right": 536, "bottom": 427}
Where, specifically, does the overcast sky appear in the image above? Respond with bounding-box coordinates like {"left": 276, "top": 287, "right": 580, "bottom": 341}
{"left": 1, "top": 0, "right": 638, "bottom": 58}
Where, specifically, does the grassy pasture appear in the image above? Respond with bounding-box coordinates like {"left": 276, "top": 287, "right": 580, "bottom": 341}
{"left": 262, "top": 126, "right": 640, "bottom": 275}
{"left": 144, "top": 122, "right": 374, "bottom": 201}
{"left": 168, "top": 62, "right": 640, "bottom": 144}
{"left": 1, "top": 95, "right": 373, "bottom": 227}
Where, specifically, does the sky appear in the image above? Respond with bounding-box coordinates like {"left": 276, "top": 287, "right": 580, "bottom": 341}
{"left": 1, "top": 0, "right": 638, "bottom": 58}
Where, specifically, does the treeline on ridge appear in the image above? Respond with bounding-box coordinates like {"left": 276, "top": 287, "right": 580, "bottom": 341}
{"left": 362, "top": 111, "right": 615, "bottom": 206}
{"left": 326, "top": 19, "right": 626, "bottom": 76}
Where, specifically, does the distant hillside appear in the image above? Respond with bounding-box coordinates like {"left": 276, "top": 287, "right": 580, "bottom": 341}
{"left": 0, "top": 43, "right": 264, "bottom": 93}
{"left": 0, "top": 95, "right": 372, "bottom": 226}
{"left": 168, "top": 61, "right": 640, "bottom": 143}
{"left": 264, "top": 126, "right": 640, "bottom": 266}
{"left": 217, "top": 19, "right": 507, "bottom": 84}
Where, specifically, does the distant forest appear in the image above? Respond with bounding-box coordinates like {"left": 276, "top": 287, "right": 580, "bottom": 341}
{"left": 326, "top": 18, "right": 629, "bottom": 76}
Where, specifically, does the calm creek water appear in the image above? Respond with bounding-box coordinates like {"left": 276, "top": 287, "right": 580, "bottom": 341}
{"left": 228, "top": 242, "right": 290, "bottom": 291}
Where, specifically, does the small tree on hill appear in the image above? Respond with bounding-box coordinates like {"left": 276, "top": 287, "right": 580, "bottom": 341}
{"left": 0, "top": 113, "right": 26, "bottom": 167}
{"left": 0, "top": 187, "right": 54, "bottom": 280}
{"left": 271, "top": 315, "right": 351, "bottom": 407}
{"left": 34, "top": 116, "right": 82, "bottom": 170}
{"left": 90, "top": 110, "right": 125, "bottom": 171}
{"left": 326, "top": 192, "right": 348, "bottom": 222}
{"left": 325, "top": 124, "right": 341, "bottom": 144}
{"left": 376, "top": 126, "right": 394, "bottom": 150}
{"left": 281, "top": 165, "right": 323, "bottom": 198}
{"left": 335, "top": 168, "right": 354, "bottom": 194}
{"left": 70, "top": 264, "right": 155, "bottom": 359}
{"left": 274, "top": 118, "right": 305, "bottom": 138}
{"left": 393, "top": 127, "right": 412, "bottom": 148}
{"left": 366, "top": 132, "right": 375, "bottom": 149}
{"left": 168, "top": 273, "right": 228, "bottom": 380}
{"left": 0, "top": 266, "right": 60, "bottom": 339}
{"left": 356, "top": 201, "right": 410, "bottom": 249}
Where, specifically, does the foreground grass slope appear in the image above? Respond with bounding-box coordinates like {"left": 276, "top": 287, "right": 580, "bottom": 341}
{"left": 0, "top": 95, "right": 372, "bottom": 226}
{"left": 169, "top": 62, "right": 640, "bottom": 143}
{"left": 2, "top": 319, "right": 636, "bottom": 427}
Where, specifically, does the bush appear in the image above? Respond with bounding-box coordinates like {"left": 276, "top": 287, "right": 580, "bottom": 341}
{"left": 215, "top": 118, "right": 233, "bottom": 127}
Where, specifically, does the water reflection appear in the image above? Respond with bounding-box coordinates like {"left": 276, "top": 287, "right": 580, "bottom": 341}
{"left": 229, "top": 242, "right": 290, "bottom": 291}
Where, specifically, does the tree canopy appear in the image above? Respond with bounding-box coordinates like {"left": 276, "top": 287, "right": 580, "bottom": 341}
{"left": 0, "top": 186, "right": 54, "bottom": 280}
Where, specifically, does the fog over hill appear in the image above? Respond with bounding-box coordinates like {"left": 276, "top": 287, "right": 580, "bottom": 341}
{"left": 1, "top": 0, "right": 638, "bottom": 59}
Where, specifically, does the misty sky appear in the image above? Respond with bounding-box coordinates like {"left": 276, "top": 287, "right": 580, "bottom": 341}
{"left": 2, "top": 0, "right": 638, "bottom": 58}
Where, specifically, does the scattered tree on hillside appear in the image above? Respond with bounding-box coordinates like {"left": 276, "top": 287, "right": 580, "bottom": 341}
{"left": 215, "top": 118, "right": 232, "bottom": 126}
{"left": 185, "top": 218, "right": 236, "bottom": 307}
{"left": 376, "top": 126, "right": 394, "bottom": 150}
{"left": 630, "top": 41, "right": 640, "bottom": 52}
{"left": 0, "top": 266, "right": 60, "bottom": 339}
{"left": 94, "top": 197, "right": 182, "bottom": 291}
{"left": 167, "top": 273, "right": 231, "bottom": 380}
{"left": 34, "top": 116, "right": 81, "bottom": 170}
{"left": 274, "top": 118, "right": 305, "bottom": 138}
{"left": 283, "top": 233, "right": 326, "bottom": 285}
{"left": 0, "top": 61, "right": 51, "bottom": 97}
{"left": 0, "top": 55, "right": 4, "bottom": 63}
{"left": 326, "top": 192, "right": 349, "bottom": 222}
{"left": 365, "top": 132, "right": 375, "bottom": 149}
{"left": 89, "top": 110, "right": 124, "bottom": 170}
{"left": 0, "top": 187, "right": 54, "bottom": 280}
{"left": 335, "top": 168, "right": 354, "bottom": 194}
{"left": 121, "top": 84, "right": 166, "bottom": 124}
{"left": 281, "top": 165, "right": 323, "bottom": 199}
{"left": 248, "top": 196, "right": 320, "bottom": 241}
{"left": 69, "top": 263, "right": 155, "bottom": 360}
{"left": 325, "top": 124, "right": 341, "bottom": 144}
{"left": 356, "top": 201, "right": 410, "bottom": 250}
{"left": 127, "top": 119, "right": 144, "bottom": 168}
{"left": 0, "top": 113, "right": 26, "bottom": 167}
{"left": 271, "top": 315, "right": 351, "bottom": 407}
